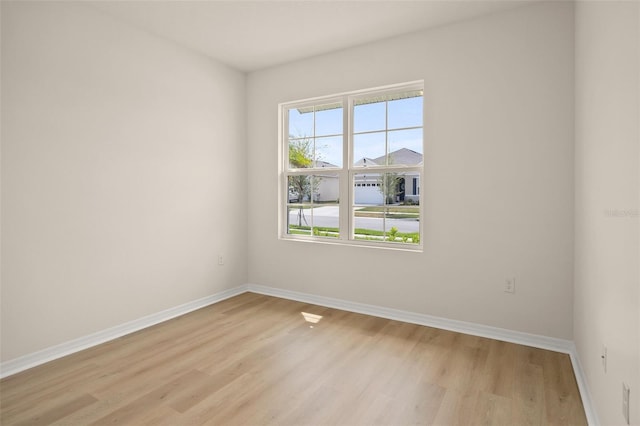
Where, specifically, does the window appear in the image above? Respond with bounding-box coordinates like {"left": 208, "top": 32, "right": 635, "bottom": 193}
{"left": 280, "top": 82, "right": 423, "bottom": 249}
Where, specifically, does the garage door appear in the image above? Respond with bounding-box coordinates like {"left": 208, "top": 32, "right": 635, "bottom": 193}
{"left": 354, "top": 184, "right": 383, "bottom": 205}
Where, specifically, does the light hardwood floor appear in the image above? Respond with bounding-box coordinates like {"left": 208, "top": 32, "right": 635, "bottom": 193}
{"left": 0, "top": 292, "right": 587, "bottom": 425}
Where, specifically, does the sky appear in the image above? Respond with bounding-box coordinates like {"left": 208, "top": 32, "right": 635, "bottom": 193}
{"left": 288, "top": 95, "right": 423, "bottom": 167}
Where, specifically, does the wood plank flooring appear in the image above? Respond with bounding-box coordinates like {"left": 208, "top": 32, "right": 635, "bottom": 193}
{"left": 0, "top": 292, "right": 587, "bottom": 425}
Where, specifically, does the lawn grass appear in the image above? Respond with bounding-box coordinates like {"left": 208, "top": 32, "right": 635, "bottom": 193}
{"left": 354, "top": 212, "right": 419, "bottom": 219}
{"left": 357, "top": 206, "right": 419, "bottom": 213}
{"left": 288, "top": 225, "right": 419, "bottom": 243}
{"left": 288, "top": 225, "right": 339, "bottom": 238}
{"left": 353, "top": 206, "right": 419, "bottom": 220}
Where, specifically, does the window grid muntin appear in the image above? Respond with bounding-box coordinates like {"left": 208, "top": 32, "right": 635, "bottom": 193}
{"left": 281, "top": 82, "right": 423, "bottom": 249}
{"left": 349, "top": 169, "right": 422, "bottom": 243}
{"left": 352, "top": 94, "right": 423, "bottom": 167}
{"left": 286, "top": 173, "right": 340, "bottom": 239}
{"left": 287, "top": 98, "right": 344, "bottom": 171}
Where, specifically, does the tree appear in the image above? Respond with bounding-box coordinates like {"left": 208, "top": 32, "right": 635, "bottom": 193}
{"left": 288, "top": 138, "right": 320, "bottom": 226}
{"left": 377, "top": 153, "right": 401, "bottom": 205}
{"left": 289, "top": 138, "right": 313, "bottom": 169}
{"left": 378, "top": 172, "right": 400, "bottom": 205}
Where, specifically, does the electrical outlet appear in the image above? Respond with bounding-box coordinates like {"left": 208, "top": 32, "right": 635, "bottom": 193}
{"left": 218, "top": 255, "right": 224, "bottom": 265}
{"left": 504, "top": 278, "right": 516, "bottom": 293}
{"left": 602, "top": 345, "right": 607, "bottom": 373}
{"left": 623, "top": 383, "right": 630, "bottom": 425}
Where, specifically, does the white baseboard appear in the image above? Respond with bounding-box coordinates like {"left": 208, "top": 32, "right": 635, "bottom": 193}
{"left": 568, "top": 343, "right": 600, "bottom": 426}
{"left": 0, "top": 282, "right": 598, "bottom": 425}
{"left": 0, "top": 285, "right": 248, "bottom": 379}
{"left": 246, "top": 283, "right": 599, "bottom": 425}
{"left": 247, "top": 283, "right": 573, "bottom": 352}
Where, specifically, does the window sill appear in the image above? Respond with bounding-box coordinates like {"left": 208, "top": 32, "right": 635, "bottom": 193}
{"left": 279, "top": 234, "right": 423, "bottom": 252}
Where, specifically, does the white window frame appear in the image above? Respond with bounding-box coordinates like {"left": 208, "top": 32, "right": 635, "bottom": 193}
{"left": 279, "top": 81, "right": 424, "bottom": 251}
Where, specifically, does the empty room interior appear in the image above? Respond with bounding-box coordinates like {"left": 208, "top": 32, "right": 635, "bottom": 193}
{"left": 1, "top": 0, "right": 639, "bottom": 425}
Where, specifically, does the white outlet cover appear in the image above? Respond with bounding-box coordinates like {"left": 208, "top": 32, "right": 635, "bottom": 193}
{"left": 504, "top": 279, "right": 515, "bottom": 293}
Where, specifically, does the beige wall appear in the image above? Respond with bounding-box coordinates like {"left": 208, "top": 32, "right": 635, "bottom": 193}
{"left": 0, "top": 2, "right": 247, "bottom": 362}
{"left": 574, "top": 2, "right": 640, "bottom": 424}
{"left": 247, "top": 2, "right": 575, "bottom": 339}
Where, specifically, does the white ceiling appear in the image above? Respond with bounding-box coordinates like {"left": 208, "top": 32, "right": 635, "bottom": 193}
{"left": 89, "top": 1, "right": 534, "bottom": 72}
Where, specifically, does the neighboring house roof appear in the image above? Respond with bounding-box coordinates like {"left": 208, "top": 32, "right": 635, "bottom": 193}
{"left": 308, "top": 147, "right": 423, "bottom": 169}
{"left": 353, "top": 157, "right": 379, "bottom": 167}
{"left": 313, "top": 160, "right": 338, "bottom": 168}
{"left": 355, "top": 147, "right": 423, "bottom": 166}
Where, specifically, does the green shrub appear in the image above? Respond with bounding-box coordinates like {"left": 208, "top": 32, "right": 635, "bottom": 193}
{"left": 388, "top": 227, "right": 398, "bottom": 241}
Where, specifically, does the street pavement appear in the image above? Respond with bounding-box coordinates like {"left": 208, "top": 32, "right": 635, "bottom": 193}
{"left": 288, "top": 205, "right": 419, "bottom": 233}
